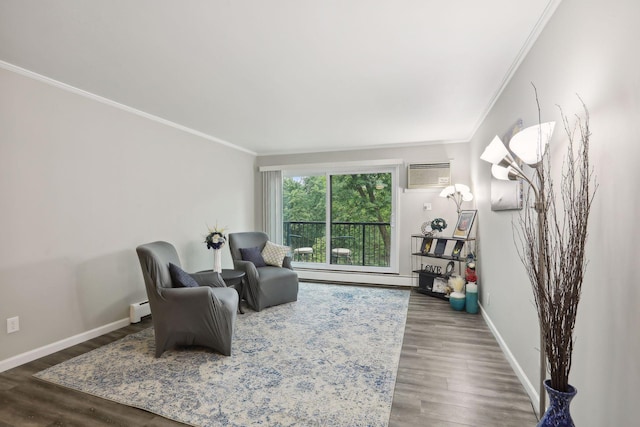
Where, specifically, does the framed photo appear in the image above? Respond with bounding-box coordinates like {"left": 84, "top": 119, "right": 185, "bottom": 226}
{"left": 491, "top": 179, "right": 523, "bottom": 211}
{"left": 432, "top": 277, "right": 448, "bottom": 294}
{"left": 433, "top": 239, "right": 447, "bottom": 256}
{"left": 451, "top": 240, "right": 465, "bottom": 258}
{"left": 420, "top": 237, "right": 433, "bottom": 254}
{"left": 453, "top": 210, "right": 477, "bottom": 239}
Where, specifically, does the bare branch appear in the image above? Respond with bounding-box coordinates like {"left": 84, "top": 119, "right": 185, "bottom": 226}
{"left": 514, "top": 92, "right": 596, "bottom": 392}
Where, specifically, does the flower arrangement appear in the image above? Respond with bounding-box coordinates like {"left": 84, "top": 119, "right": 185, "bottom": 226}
{"left": 204, "top": 224, "right": 227, "bottom": 250}
{"left": 448, "top": 275, "right": 465, "bottom": 293}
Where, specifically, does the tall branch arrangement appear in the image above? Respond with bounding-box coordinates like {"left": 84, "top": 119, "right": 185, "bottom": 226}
{"left": 514, "top": 94, "right": 597, "bottom": 392}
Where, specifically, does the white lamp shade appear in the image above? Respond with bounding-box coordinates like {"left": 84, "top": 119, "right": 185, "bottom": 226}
{"left": 492, "top": 164, "right": 524, "bottom": 181}
{"left": 491, "top": 164, "right": 517, "bottom": 181}
{"left": 440, "top": 183, "right": 473, "bottom": 201}
{"left": 453, "top": 183, "right": 471, "bottom": 194}
{"left": 509, "top": 122, "right": 555, "bottom": 165}
{"left": 439, "top": 185, "right": 455, "bottom": 198}
{"left": 480, "top": 136, "right": 509, "bottom": 164}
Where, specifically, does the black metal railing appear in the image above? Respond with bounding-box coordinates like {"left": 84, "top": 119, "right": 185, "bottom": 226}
{"left": 284, "top": 221, "right": 390, "bottom": 267}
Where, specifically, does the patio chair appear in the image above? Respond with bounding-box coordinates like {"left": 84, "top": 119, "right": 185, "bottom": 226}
{"left": 290, "top": 234, "right": 314, "bottom": 262}
{"left": 331, "top": 235, "right": 354, "bottom": 264}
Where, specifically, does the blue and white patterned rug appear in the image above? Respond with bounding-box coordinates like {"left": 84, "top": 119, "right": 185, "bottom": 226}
{"left": 35, "top": 282, "right": 410, "bottom": 426}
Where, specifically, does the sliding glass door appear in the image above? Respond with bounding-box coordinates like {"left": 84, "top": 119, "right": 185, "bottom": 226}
{"left": 283, "top": 173, "right": 327, "bottom": 264}
{"left": 283, "top": 166, "right": 397, "bottom": 273}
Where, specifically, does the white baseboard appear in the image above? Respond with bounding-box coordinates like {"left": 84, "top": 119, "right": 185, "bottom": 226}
{"left": 479, "top": 303, "right": 539, "bottom": 414}
{"left": 297, "top": 270, "right": 414, "bottom": 287}
{"left": 0, "top": 317, "right": 131, "bottom": 373}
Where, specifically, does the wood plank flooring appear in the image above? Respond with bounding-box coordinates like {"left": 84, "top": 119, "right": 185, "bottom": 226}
{"left": 0, "top": 289, "right": 537, "bottom": 426}
{"left": 389, "top": 291, "right": 537, "bottom": 426}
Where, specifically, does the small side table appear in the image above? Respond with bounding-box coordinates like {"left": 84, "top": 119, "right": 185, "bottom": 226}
{"left": 221, "top": 269, "right": 246, "bottom": 314}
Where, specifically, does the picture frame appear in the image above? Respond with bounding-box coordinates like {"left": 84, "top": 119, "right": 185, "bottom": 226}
{"left": 491, "top": 179, "right": 523, "bottom": 211}
{"left": 432, "top": 277, "right": 448, "bottom": 294}
{"left": 433, "top": 239, "right": 447, "bottom": 256}
{"left": 451, "top": 240, "right": 465, "bottom": 258}
{"left": 453, "top": 210, "right": 477, "bottom": 239}
{"left": 420, "top": 237, "right": 433, "bottom": 254}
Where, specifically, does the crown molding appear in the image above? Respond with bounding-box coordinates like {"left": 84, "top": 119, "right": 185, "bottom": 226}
{"left": 467, "top": 0, "right": 564, "bottom": 141}
{"left": 0, "top": 60, "right": 256, "bottom": 156}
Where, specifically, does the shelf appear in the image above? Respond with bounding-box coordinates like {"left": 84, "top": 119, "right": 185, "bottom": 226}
{"left": 411, "top": 233, "right": 476, "bottom": 300}
{"left": 413, "top": 269, "right": 455, "bottom": 278}
{"left": 415, "top": 288, "right": 449, "bottom": 300}
{"left": 412, "top": 252, "right": 463, "bottom": 261}
{"left": 411, "top": 234, "right": 476, "bottom": 241}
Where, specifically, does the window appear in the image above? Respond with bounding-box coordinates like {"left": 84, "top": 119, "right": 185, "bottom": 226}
{"left": 282, "top": 166, "right": 398, "bottom": 273}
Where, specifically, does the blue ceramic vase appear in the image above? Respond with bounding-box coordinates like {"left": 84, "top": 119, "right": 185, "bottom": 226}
{"left": 537, "top": 379, "right": 577, "bottom": 427}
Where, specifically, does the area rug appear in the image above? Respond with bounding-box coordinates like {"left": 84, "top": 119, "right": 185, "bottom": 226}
{"left": 34, "top": 283, "right": 410, "bottom": 426}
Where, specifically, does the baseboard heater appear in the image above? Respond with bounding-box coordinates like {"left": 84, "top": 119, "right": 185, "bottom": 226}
{"left": 129, "top": 300, "right": 151, "bottom": 323}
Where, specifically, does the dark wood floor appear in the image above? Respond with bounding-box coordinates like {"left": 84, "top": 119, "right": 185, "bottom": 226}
{"left": 0, "top": 289, "right": 537, "bottom": 426}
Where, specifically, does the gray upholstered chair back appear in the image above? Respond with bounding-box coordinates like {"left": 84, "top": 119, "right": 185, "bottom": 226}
{"left": 136, "top": 241, "right": 181, "bottom": 291}
{"left": 228, "top": 231, "right": 298, "bottom": 311}
{"left": 135, "top": 240, "right": 238, "bottom": 357}
{"left": 228, "top": 232, "right": 269, "bottom": 262}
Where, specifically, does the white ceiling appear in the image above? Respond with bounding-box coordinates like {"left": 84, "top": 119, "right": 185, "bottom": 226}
{"left": 0, "top": 0, "right": 559, "bottom": 155}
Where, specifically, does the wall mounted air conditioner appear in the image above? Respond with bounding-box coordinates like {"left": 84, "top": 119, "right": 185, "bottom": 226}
{"left": 407, "top": 162, "right": 451, "bottom": 189}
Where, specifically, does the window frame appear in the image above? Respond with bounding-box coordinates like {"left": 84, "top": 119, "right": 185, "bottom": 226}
{"left": 282, "top": 164, "right": 399, "bottom": 274}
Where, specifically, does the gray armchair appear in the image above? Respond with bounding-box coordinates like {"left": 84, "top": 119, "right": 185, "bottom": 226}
{"left": 228, "top": 232, "right": 299, "bottom": 311}
{"left": 136, "top": 241, "right": 238, "bottom": 357}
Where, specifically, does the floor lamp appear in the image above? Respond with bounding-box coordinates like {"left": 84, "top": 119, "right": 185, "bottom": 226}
{"left": 480, "top": 121, "right": 555, "bottom": 418}
{"left": 439, "top": 183, "right": 474, "bottom": 215}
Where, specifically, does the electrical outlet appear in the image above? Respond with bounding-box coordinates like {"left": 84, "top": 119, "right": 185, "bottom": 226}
{"left": 423, "top": 203, "right": 432, "bottom": 211}
{"left": 486, "top": 292, "right": 491, "bottom": 307}
{"left": 7, "top": 316, "right": 19, "bottom": 334}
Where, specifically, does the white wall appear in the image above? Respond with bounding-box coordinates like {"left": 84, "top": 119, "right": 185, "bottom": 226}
{"left": 469, "top": 0, "right": 640, "bottom": 424}
{"left": 257, "top": 143, "right": 472, "bottom": 280}
{"left": 0, "top": 67, "right": 256, "bottom": 364}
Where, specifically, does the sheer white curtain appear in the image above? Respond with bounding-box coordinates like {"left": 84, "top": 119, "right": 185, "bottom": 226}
{"left": 262, "top": 170, "right": 283, "bottom": 244}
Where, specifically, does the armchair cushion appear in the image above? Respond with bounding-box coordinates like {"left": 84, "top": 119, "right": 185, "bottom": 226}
{"left": 240, "top": 246, "right": 267, "bottom": 267}
{"left": 262, "top": 241, "right": 290, "bottom": 267}
{"left": 169, "top": 263, "right": 199, "bottom": 288}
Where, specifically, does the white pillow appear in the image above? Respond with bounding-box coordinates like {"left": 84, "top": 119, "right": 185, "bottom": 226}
{"left": 261, "top": 241, "right": 290, "bottom": 267}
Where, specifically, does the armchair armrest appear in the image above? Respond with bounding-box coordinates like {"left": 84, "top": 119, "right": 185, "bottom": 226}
{"left": 190, "top": 271, "right": 226, "bottom": 288}
{"left": 283, "top": 256, "right": 293, "bottom": 270}
{"left": 233, "top": 259, "right": 259, "bottom": 284}
{"left": 160, "top": 286, "right": 220, "bottom": 313}
{"left": 162, "top": 285, "right": 213, "bottom": 300}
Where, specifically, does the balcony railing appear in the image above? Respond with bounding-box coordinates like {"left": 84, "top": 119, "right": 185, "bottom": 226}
{"left": 284, "top": 221, "right": 391, "bottom": 267}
